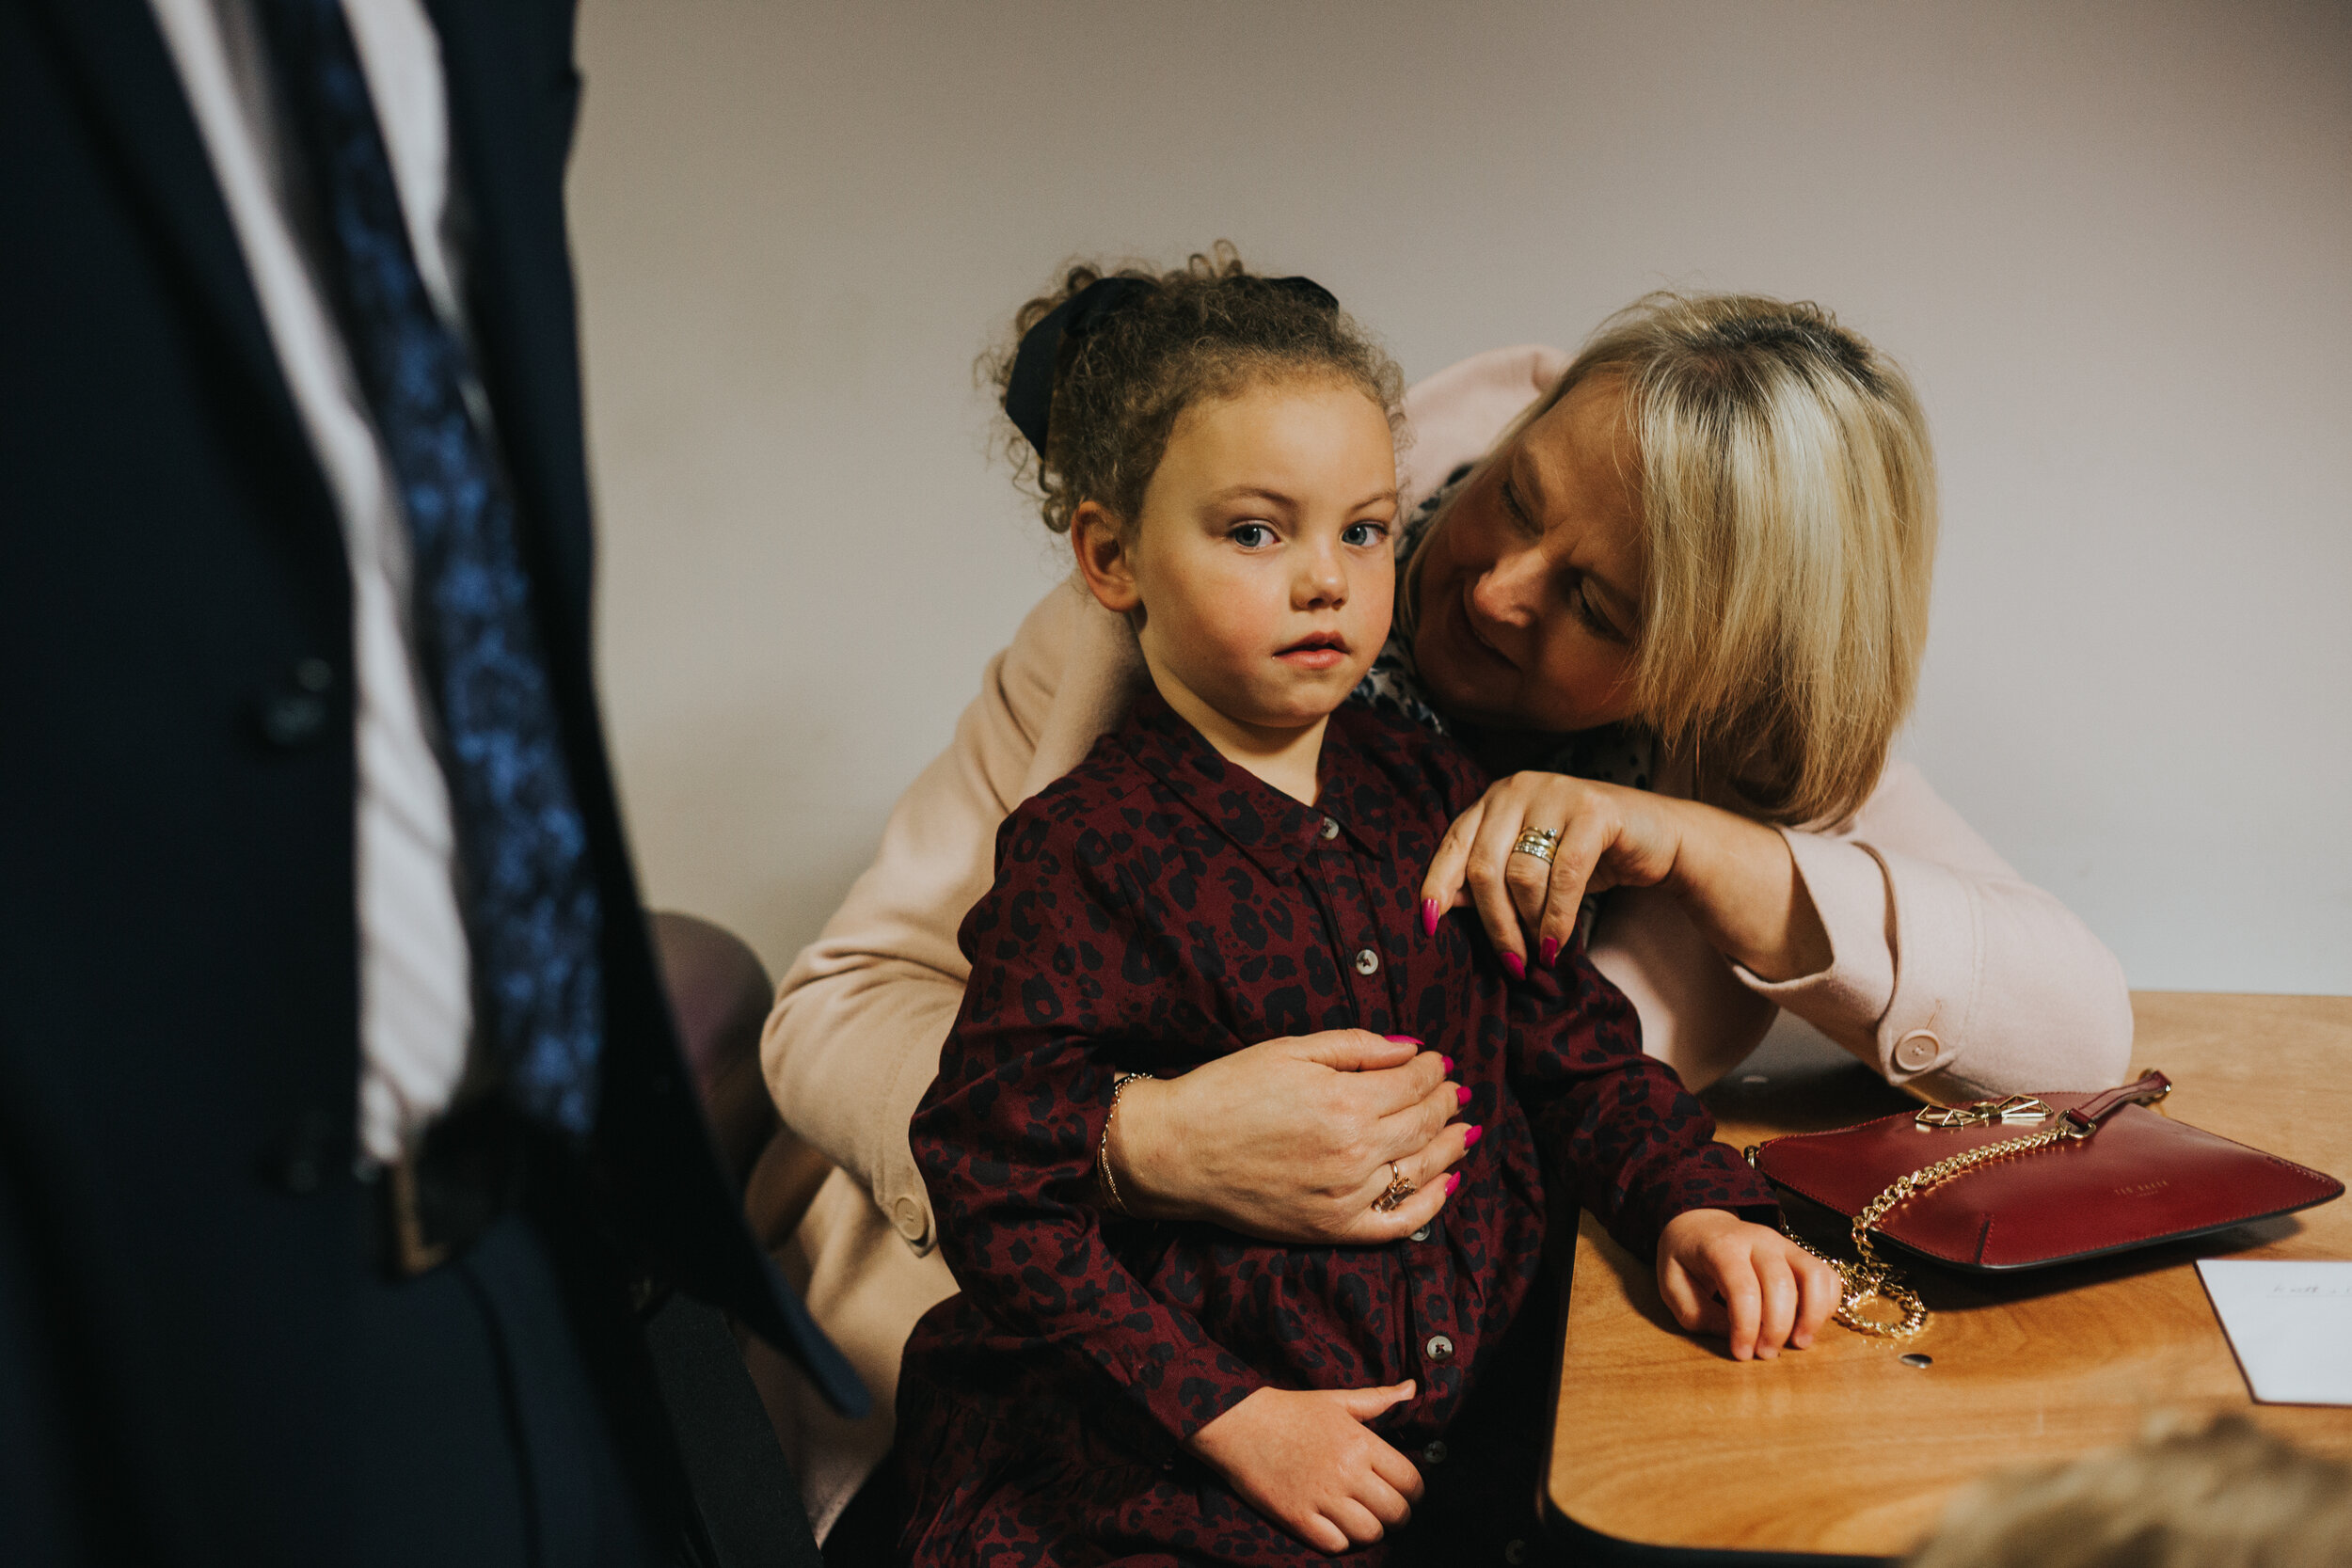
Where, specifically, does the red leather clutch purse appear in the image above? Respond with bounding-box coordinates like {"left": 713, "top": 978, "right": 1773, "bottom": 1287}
{"left": 1752, "top": 1072, "right": 2344, "bottom": 1275}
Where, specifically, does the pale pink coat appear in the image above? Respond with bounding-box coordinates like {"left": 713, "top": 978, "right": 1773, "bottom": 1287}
{"left": 751, "top": 347, "right": 2135, "bottom": 1534}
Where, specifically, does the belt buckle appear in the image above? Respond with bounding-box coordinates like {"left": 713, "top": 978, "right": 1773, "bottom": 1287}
{"left": 385, "top": 1149, "right": 453, "bottom": 1278}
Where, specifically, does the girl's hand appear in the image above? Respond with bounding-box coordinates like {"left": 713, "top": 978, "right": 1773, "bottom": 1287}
{"left": 1656, "top": 1208, "right": 1843, "bottom": 1361}
{"left": 1107, "top": 1032, "right": 1473, "bottom": 1244}
{"left": 1419, "top": 772, "right": 1833, "bottom": 984}
{"left": 1185, "top": 1382, "right": 1423, "bottom": 1553}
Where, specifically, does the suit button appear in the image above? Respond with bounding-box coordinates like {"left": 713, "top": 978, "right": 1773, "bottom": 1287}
{"left": 1893, "top": 1029, "right": 1942, "bottom": 1073}
{"left": 1409, "top": 1224, "right": 1433, "bottom": 1243}
{"left": 892, "top": 1195, "right": 926, "bottom": 1241}
{"left": 1503, "top": 1540, "right": 1529, "bottom": 1565}
{"left": 1354, "top": 949, "right": 1381, "bottom": 976}
{"left": 258, "top": 692, "right": 329, "bottom": 749}
{"left": 273, "top": 1107, "right": 337, "bottom": 1195}
{"left": 256, "top": 657, "right": 338, "bottom": 750}
{"left": 1422, "top": 1439, "right": 1448, "bottom": 1465}
{"left": 1319, "top": 817, "right": 1341, "bottom": 841}
{"left": 1424, "top": 1333, "right": 1454, "bottom": 1362}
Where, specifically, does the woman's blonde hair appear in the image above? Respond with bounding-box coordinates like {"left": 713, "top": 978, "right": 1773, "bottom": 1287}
{"left": 1905, "top": 1418, "right": 2352, "bottom": 1568}
{"left": 1486, "top": 292, "right": 1938, "bottom": 827}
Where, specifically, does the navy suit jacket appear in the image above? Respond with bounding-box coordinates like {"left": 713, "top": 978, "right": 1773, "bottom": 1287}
{"left": 0, "top": 1, "right": 857, "bottom": 1560}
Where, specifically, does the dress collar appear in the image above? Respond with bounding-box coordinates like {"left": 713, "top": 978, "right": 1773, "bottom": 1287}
{"left": 1115, "top": 685, "right": 1387, "bottom": 879}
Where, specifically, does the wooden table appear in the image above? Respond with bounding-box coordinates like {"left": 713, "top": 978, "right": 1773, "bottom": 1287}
{"left": 1545, "top": 992, "right": 2352, "bottom": 1560}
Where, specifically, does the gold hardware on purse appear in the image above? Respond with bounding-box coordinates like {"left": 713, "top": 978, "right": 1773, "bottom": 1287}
{"left": 1745, "top": 1073, "right": 2184, "bottom": 1341}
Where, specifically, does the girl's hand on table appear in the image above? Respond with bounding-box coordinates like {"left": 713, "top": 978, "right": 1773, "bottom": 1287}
{"left": 1105, "top": 1031, "right": 1471, "bottom": 1245}
{"left": 1419, "top": 771, "right": 1833, "bottom": 984}
{"left": 1656, "top": 1208, "right": 1843, "bottom": 1360}
{"left": 1185, "top": 1382, "right": 1423, "bottom": 1553}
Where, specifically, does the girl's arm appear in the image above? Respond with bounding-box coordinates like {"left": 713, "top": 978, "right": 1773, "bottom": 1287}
{"left": 1496, "top": 936, "right": 1779, "bottom": 1254}
{"left": 916, "top": 1032, "right": 1269, "bottom": 1455}
{"left": 914, "top": 799, "right": 1268, "bottom": 1453}
{"left": 1496, "top": 938, "right": 1840, "bottom": 1359}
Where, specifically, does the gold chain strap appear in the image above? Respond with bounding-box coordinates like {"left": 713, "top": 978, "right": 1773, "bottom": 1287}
{"left": 1744, "top": 1098, "right": 2089, "bottom": 1342}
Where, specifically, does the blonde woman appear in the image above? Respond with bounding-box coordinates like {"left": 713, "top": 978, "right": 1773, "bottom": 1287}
{"left": 755, "top": 292, "right": 2135, "bottom": 1541}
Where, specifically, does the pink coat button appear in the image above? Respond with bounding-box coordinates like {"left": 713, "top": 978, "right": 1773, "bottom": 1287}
{"left": 1893, "top": 1029, "right": 1942, "bottom": 1072}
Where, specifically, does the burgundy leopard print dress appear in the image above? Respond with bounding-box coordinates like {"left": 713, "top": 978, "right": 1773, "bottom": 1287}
{"left": 898, "top": 688, "right": 1775, "bottom": 1566}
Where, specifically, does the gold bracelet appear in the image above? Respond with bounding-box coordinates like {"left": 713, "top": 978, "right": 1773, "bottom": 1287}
{"left": 1096, "top": 1071, "right": 1153, "bottom": 1217}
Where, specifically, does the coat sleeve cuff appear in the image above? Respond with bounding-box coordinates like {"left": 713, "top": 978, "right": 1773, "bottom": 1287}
{"left": 878, "top": 1027, "right": 949, "bottom": 1254}
{"left": 1730, "top": 831, "right": 1899, "bottom": 1050}
{"left": 1734, "top": 833, "right": 1979, "bottom": 1088}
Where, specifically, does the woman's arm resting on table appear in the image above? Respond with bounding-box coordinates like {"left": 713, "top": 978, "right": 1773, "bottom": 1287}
{"left": 1422, "top": 760, "right": 2134, "bottom": 1096}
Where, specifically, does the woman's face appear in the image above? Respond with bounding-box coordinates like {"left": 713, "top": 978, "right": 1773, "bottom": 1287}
{"left": 1408, "top": 376, "right": 1645, "bottom": 734}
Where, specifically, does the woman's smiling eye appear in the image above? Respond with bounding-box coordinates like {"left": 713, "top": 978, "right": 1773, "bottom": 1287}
{"left": 1500, "top": 475, "right": 1539, "bottom": 537}
{"left": 1565, "top": 572, "right": 1629, "bottom": 644}
{"left": 1229, "top": 522, "right": 1276, "bottom": 548}
{"left": 1341, "top": 520, "right": 1389, "bottom": 547}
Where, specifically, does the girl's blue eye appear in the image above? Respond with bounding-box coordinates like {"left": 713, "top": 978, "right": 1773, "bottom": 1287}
{"left": 1231, "top": 523, "right": 1275, "bottom": 548}
{"left": 1342, "top": 522, "right": 1388, "bottom": 547}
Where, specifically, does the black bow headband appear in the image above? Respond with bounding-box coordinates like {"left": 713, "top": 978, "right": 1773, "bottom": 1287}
{"left": 1002, "top": 274, "right": 1342, "bottom": 459}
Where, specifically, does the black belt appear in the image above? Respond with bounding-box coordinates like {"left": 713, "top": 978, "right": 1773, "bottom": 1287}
{"left": 377, "top": 1097, "right": 527, "bottom": 1278}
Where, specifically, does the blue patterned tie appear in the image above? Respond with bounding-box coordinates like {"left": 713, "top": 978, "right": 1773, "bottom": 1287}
{"left": 259, "top": 0, "right": 604, "bottom": 1136}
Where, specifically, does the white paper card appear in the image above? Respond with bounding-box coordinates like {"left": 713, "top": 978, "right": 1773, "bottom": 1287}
{"left": 2196, "top": 1260, "right": 2352, "bottom": 1405}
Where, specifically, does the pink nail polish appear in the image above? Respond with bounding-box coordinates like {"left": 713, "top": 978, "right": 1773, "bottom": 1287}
{"left": 1502, "top": 951, "right": 1525, "bottom": 980}
{"left": 1439, "top": 1054, "right": 1455, "bottom": 1075}
{"left": 1421, "top": 899, "right": 1439, "bottom": 937}
{"left": 1444, "top": 1172, "right": 1461, "bottom": 1196}
{"left": 1384, "top": 1035, "right": 1422, "bottom": 1045}
{"left": 1539, "top": 937, "right": 1560, "bottom": 969}
{"left": 1464, "top": 1124, "right": 1483, "bottom": 1148}
{"left": 1455, "top": 1085, "right": 1471, "bottom": 1107}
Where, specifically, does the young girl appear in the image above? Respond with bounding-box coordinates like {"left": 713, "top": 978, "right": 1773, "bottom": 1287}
{"left": 897, "top": 249, "right": 1836, "bottom": 1565}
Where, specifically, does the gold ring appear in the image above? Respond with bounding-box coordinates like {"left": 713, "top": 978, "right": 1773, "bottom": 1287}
{"left": 1510, "top": 827, "right": 1561, "bottom": 864}
{"left": 1373, "top": 1160, "right": 1418, "bottom": 1213}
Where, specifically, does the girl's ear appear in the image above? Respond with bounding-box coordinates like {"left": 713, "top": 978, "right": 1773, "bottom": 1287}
{"left": 1070, "top": 501, "right": 1141, "bottom": 614}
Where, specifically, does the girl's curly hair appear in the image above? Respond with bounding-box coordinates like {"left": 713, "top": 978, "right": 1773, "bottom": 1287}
{"left": 985, "top": 241, "right": 1405, "bottom": 534}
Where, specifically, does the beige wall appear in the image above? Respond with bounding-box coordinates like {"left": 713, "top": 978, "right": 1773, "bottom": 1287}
{"left": 568, "top": 0, "right": 2352, "bottom": 994}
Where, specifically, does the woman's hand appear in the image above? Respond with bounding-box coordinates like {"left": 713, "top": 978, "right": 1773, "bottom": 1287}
{"left": 1419, "top": 772, "right": 1833, "bottom": 983}
{"left": 1655, "top": 1208, "right": 1843, "bottom": 1361}
{"left": 1185, "top": 1382, "right": 1423, "bottom": 1553}
{"left": 1105, "top": 1031, "right": 1472, "bottom": 1244}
